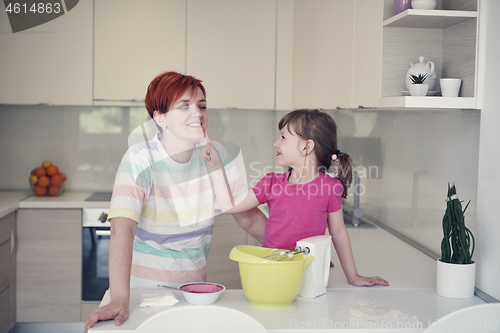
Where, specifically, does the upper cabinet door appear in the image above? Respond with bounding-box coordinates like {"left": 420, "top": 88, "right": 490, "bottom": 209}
{"left": 351, "top": 0, "right": 383, "bottom": 109}
{"left": 186, "top": 0, "right": 276, "bottom": 110}
{"left": 290, "top": 0, "right": 382, "bottom": 110}
{"left": 0, "top": 1, "right": 92, "bottom": 105}
{"left": 94, "top": 0, "right": 186, "bottom": 103}
{"left": 290, "top": 0, "right": 360, "bottom": 110}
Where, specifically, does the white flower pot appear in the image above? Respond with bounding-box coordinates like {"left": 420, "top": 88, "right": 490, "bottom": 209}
{"left": 409, "top": 83, "right": 428, "bottom": 96}
{"left": 436, "top": 259, "right": 476, "bottom": 299}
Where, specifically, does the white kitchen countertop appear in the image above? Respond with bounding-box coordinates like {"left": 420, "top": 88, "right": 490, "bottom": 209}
{"left": 89, "top": 288, "right": 484, "bottom": 333}
{"left": 88, "top": 224, "right": 486, "bottom": 332}
{"left": 0, "top": 191, "right": 31, "bottom": 218}
{"left": 18, "top": 191, "right": 110, "bottom": 209}
{"left": 0, "top": 190, "right": 111, "bottom": 218}
{"left": 328, "top": 226, "right": 437, "bottom": 290}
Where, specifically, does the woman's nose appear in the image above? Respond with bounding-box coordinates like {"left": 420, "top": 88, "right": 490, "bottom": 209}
{"left": 191, "top": 105, "right": 201, "bottom": 117}
{"left": 273, "top": 140, "right": 279, "bottom": 148}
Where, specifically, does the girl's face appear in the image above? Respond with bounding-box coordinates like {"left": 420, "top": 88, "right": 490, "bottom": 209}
{"left": 161, "top": 87, "right": 208, "bottom": 143}
{"left": 273, "top": 125, "right": 306, "bottom": 167}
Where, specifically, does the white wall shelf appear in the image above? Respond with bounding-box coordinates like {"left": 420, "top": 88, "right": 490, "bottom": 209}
{"left": 383, "top": 9, "right": 478, "bottom": 29}
{"left": 379, "top": 96, "right": 477, "bottom": 109}
{"left": 380, "top": 0, "right": 479, "bottom": 110}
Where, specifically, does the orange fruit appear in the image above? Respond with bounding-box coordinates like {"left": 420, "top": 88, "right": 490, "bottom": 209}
{"left": 48, "top": 186, "right": 60, "bottom": 196}
{"left": 59, "top": 173, "right": 67, "bottom": 181}
{"left": 41, "top": 160, "right": 52, "bottom": 168}
{"left": 46, "top": 165, "right": 59, "bottom": 177}
{"left": 51, "top": 174, "right": 64, "bottom": 187}
{"left": 37, "top": 176, "right": 50, "bottom": 187}
{"left": 33, "top": 185, "right": 47, "bottom": 196}
{"left": 30, "top": 168, "right": 37, "bottom": 175}
{"left": 29, "top": 175, "right": 38, "bottom": 185}
{"left": 34, "top": 167, "right": 46, "bottom": 177}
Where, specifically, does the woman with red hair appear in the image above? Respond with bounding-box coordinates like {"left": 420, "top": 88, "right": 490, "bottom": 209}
{"left": 85, "top": 71, "right": 266, "bottom": 331}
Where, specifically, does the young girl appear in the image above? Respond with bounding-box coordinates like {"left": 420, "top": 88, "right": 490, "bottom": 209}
{"left": 207, "top": 109, "right": 388, "bottom": 287}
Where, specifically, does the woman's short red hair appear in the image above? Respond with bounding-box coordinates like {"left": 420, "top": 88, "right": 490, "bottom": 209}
{"left": 145, "top": 71, "right": 206, "bottom": 118}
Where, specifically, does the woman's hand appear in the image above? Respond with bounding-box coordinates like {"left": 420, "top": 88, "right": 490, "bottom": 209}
{"left": 347, "top": 274, "right": 389, "bottom": 287}
{"left": 84, "top": 299, "right": 129, "bottom": 333}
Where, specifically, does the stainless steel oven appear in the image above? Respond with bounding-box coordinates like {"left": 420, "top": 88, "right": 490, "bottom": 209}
{"left": 82, "top": 201, "right": 111, "bottom": 302}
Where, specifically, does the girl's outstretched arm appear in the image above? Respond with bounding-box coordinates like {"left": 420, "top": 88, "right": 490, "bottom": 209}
{"left": 327, "top": 209, "right": 389, "bottom": 287}
{"left": 201, "top": 131, "right": 260, "bottom": 214}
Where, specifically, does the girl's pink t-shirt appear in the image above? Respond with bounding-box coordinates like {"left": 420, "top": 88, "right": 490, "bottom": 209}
{"left": 252, "top": 172, "right": 343, "bottom": 250}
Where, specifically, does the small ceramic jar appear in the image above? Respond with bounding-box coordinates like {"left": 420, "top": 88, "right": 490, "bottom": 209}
{"left": 411, "top": 0, "right": 437, "bottom": 10}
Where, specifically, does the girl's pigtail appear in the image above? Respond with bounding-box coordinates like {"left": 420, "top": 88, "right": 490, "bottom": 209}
{"left": 336, "top": 152, "right": 354, "bottom": 198}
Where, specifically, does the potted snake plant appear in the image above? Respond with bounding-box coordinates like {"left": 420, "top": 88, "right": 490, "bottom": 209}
{"left": 408, "top": 73, "right": 429, "bottom": 96}
{"left": 436, "top": 183, "right": 476, "bottom": 298}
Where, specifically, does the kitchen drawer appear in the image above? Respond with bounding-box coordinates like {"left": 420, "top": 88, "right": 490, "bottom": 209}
{"left": 0, "top": 215, "right": 9, "bottom": 245}
{"left": 0, "top": 287, "right": 10, "bottom": 333}
{"left": 16, "top": 209, "right": 81, "bottom": 322}
{"left": 0, "top": 241, "right": 9, "bottom": 293}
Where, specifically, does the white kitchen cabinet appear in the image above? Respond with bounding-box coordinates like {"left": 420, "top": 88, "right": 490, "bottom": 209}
{"left": 0, "top": 212, "right": 16, "bottom": 333}
{"left": 186, "top": 0, "right": 276, "bottom": 110}
{"left": 0, "top": 1, "right": 92, "bottom": 105}
{"left": 289, "top": 0, "right": 383, "bottom": 110}
{"left": 291, "top": 0, "right": 354, "bottom": 110}
{"left": 351, "top": 0, "right": 384, "bottom": 109}
{"left": 93, "top": 0, "right": 186, "bottom": 104}
{"left": 16, "top": 209, "right": 81, "bottom": 322}
{"left": 379, "top": 0, "right": 479, "bottom": 109}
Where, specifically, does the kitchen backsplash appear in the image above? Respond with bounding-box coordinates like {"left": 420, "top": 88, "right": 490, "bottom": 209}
{"left": 0, "top": 104, "right": 480, "bottom": 254}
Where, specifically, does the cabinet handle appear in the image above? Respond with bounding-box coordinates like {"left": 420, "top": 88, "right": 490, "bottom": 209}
{"left": 10, "top": 229, "right": 14, "bottom": 256}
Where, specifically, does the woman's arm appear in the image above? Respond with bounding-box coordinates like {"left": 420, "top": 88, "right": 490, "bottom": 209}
{"left": 327, "top": 209, "right": 389, "bottom": 287}
{"left": 84, "top": 217, "right": 137, "bottom": 332}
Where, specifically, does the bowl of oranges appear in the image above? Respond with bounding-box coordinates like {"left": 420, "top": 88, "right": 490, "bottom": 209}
{"left": 29, "top": 161, "right": 67, "bottom": 196}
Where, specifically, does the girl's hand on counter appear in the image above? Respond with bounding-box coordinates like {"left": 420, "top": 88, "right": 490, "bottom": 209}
{"left": 348, "top": 274, "right": 389, "bottom": 287}
{"left": 84, "top": 299, "right": 129, "bottom": 332}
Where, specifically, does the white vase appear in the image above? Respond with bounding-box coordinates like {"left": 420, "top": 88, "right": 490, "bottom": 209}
{"left": 436, "top": 259, "right": 476, "bottom": 299}
{"left": 409, "top": 84, "right": 428, "bottom": 96}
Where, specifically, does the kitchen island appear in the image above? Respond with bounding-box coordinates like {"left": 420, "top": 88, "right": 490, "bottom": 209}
{"left": 88, "top": 225, "right": 486, "bottom": 332}
{"left": 0, "top": 192, "right": 490, "bottom": 331}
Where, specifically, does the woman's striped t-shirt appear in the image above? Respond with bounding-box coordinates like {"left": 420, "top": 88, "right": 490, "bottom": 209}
{"left": 108, "top": 133, "right": 246, "bottom": 289}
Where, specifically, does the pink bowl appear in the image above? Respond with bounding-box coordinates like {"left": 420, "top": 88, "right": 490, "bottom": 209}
{"left": 179, "top": 282, "right": 224, "bottom": 293}
{"left": 178, "top": 283, "right": 225, "bottom": 305}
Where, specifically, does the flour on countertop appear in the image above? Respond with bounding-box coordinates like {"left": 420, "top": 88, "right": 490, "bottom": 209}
{"left": 138, "top": 291, "right": 179, "bottom": 307}
{"left": 350, "top": 306, "right": 419, "bottom": 324}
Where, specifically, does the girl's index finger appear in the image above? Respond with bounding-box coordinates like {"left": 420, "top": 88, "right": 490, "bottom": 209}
{"left": 202, "top": 128, "right": 214, "bottom": 169}
{"left": 203, "top": 128, "right": 212, "bottom": 155}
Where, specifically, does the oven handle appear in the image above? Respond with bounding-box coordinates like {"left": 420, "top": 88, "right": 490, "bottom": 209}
{"left": 96, "top": 230, "right": 111, "bottom": 236}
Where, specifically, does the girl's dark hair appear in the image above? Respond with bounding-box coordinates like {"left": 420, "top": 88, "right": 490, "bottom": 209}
{"left": 278, "top": 109, "right": 353, "bottom": 198}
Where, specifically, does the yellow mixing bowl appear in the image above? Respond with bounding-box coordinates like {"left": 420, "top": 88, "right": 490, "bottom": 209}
{"left": 229, "top": 245, "right": 314, "bottom": 308}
